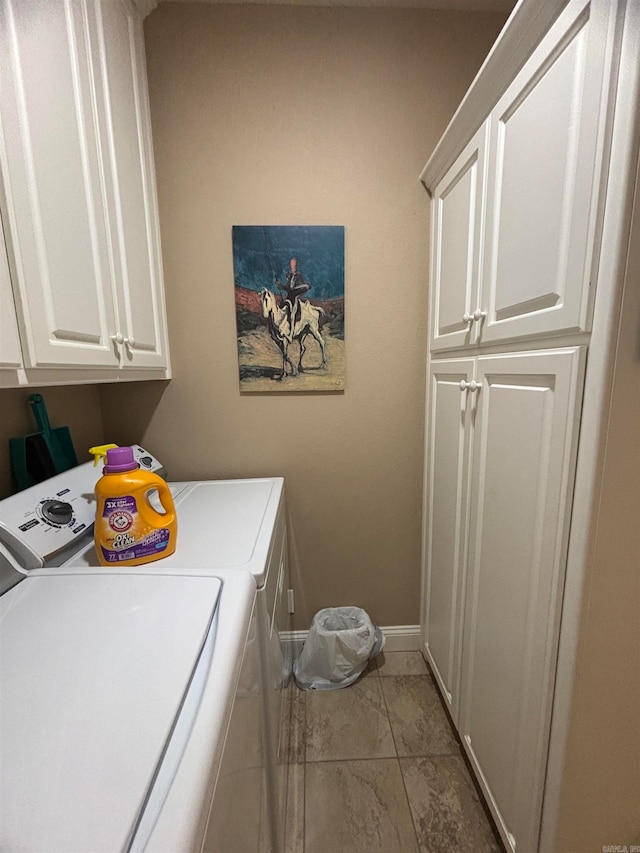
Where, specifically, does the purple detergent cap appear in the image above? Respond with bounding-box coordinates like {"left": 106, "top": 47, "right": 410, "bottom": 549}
{"left": 104, "top": 446, "right": 140, "bottom": 474}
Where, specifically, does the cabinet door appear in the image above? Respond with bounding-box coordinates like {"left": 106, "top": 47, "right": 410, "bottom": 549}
{"left": 422, "top": 358, "right": 475, "bottom": 723}
{"left": 479, "top": 0, "right": 612, "bottom": 345}
{"left": 430, "top": 125, "right": 488, "bottom": 352}
{"left": 0, "top": 213, "right": 22, "bottom": 370}
{"left": 0, "top": 0, "right": 118, "bottom": 368}
{"left": 89, "top": 1, "right": 168, "bottom": 369}
{"left": 459, "top": 347, "right": 585, "bottom": 853}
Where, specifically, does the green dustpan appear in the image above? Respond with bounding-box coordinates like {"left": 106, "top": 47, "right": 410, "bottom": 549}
{"left": 9, "top": 394, "right": 78, "bottom": 491}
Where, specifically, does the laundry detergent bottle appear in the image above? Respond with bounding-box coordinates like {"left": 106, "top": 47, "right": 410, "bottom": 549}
{"left": 92, "top": 445, "right": 177, "bottom": 567}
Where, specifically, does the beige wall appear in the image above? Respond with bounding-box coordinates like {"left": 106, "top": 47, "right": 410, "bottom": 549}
{"left": 99, "top": 4, "right": 504, "bottom": 628}
{"left": 554, "top": 162, "right": 640, "bottom": 849}
{"left": 0, "top": 386, "right": 105, "bottom": 498}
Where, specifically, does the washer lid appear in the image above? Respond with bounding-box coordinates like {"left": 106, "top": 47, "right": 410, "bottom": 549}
{"left": 160, "top": 480, "right": 282, "bottom": 584}
{"left": 0, "top": 573, "right": 222, "bottom": 853}
{"left": 67, "top": 479, "right": 283, "bottom": 587}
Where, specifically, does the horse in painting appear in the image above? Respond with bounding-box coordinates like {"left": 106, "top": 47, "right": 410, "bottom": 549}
{"left": 259, "top": 288, "right": 327, "bottom": 378}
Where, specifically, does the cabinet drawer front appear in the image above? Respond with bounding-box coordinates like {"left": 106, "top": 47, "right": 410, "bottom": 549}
{"left": 0, "top": 0, "right": 118, "bottom": 368}
{"left": 431, "top": 126, "right": 487, "bottom": 352}
{"left": 422, "top": 358, "right": 475, "bottom": 723}
{"left": 459, "top": 347, "right": 585, "bottom": 852}
{"left": 479, "top": 0, "right": 613, "bottom": 345}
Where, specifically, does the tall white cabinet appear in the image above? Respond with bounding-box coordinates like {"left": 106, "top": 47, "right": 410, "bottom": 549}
{"left": 0, "top": 0, "right": 169, "bottom": 385}
{"left": 420, "top": 0, "right": 638, "bottom": 851}
{"left": 0, "top": 212, "right": 22, "bottom": 373}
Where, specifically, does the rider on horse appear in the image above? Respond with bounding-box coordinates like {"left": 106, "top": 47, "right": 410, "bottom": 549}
{"left": 276, "top": 258, "right": 311, "bottom": 326}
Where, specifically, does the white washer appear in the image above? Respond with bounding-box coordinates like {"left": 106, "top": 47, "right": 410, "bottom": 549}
{"left": 0, "top": 447, "right": 291, "bottom": 852}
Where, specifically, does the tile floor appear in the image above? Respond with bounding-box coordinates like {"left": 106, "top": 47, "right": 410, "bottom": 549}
{"left": 285, "top": 651, "right": 503, "bottom": 853}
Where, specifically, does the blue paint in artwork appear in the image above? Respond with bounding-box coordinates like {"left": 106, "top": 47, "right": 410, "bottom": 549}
{"left": 232, "top": 226, "right": 345, "bottom": 301}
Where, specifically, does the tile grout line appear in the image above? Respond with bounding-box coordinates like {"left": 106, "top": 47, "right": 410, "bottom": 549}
{"left": 302, "top": 688, "right": 306, "bottom": 853}
{"left": 299, "top": 655, "right": 451, "bottom": 852}
{"left": 296, "top": 654, "right": 502, "bottom": 852}
{"left": 302, "top": 751, "right": 460, "bottom": 766}
{"left": 377, "top": 659, "right": 467, "bottom": 849}
{"left": 377, "top": 671, "right": 422, "bottom": 852}
{"left": 414, "top": 666, "right": 507, "bottom": 852}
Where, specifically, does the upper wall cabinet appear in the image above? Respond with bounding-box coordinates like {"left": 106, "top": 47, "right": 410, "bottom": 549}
{"left": 88, "top": 0, "right": 167, "bottom": 370}
{"left": 0, "top": 0, "right": 169, "bottom": 379}
{"left": 429, "top": 0, "right": 612, "bottom": 352}
{"left": 0, "top": 0, "right": 117, "bottom": 369}
{"left": 0, "top": 211, "right": 23, "bottom": 376}
{"left": 431, "top": 126, "right": 488, "bottom": 352}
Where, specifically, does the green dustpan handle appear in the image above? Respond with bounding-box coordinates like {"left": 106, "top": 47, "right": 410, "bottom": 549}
{"left": 9, "top": 437, "right": 33, "bottom": 491}
{"left": 29, "top": 394, "right": 52, "bottom": 435}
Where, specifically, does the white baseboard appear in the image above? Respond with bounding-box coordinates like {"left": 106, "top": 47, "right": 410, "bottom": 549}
{"left": 282, "top": 624, "right": 421, "bottom": 652}
{"left": 380, "top": 625, "right": 422, "bottom": 651}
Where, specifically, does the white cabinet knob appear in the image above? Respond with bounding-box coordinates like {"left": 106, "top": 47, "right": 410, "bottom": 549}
{"left": 468, "top": 380, "right": 480, "bottom": 392}
{"left": 459, "top": 380, "right": 468, "bottom": 391}
{"left": 111, "top": 332, "right": 124, "bottom": 345}
{"left": 124, "top": 336, "right": 135, "bottom": 349}
{"left": 463, "top": 309, "right": 487, "bottom": 325}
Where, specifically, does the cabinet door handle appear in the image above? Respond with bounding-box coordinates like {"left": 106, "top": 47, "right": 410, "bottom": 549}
{"left": 463, "top": 310, "right": 486, "bottom": 325}
{"left": 124, "top": 336, "right": 135, "bottom": 349}
{"left": 459, "top": 380, "right": 480, "bottom": 392}
{"left": 111, "top": 332, "right": 124, "bottom": 345}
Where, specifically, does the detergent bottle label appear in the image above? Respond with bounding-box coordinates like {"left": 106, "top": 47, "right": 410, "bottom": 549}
{"left": 99, "top": 495, "right": 170, "bottom": 563}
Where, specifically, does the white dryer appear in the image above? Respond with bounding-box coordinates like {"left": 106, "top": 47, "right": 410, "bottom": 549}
{"left": 0, "top": 447, "right": 292, "bottom": 852}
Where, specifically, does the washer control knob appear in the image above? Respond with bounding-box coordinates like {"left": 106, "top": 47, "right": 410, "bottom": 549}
{"left": 41, "top": 500, "right": 73, "bottom": 526}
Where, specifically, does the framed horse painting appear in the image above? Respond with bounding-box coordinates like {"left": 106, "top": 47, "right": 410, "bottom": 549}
{"left": 232, "top": 225, "right": 345, "bottom": 392}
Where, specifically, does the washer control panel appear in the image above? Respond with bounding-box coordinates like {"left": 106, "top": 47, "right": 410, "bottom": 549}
{"left": 0, "top": 446, "right": 164, "bottom": 568}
